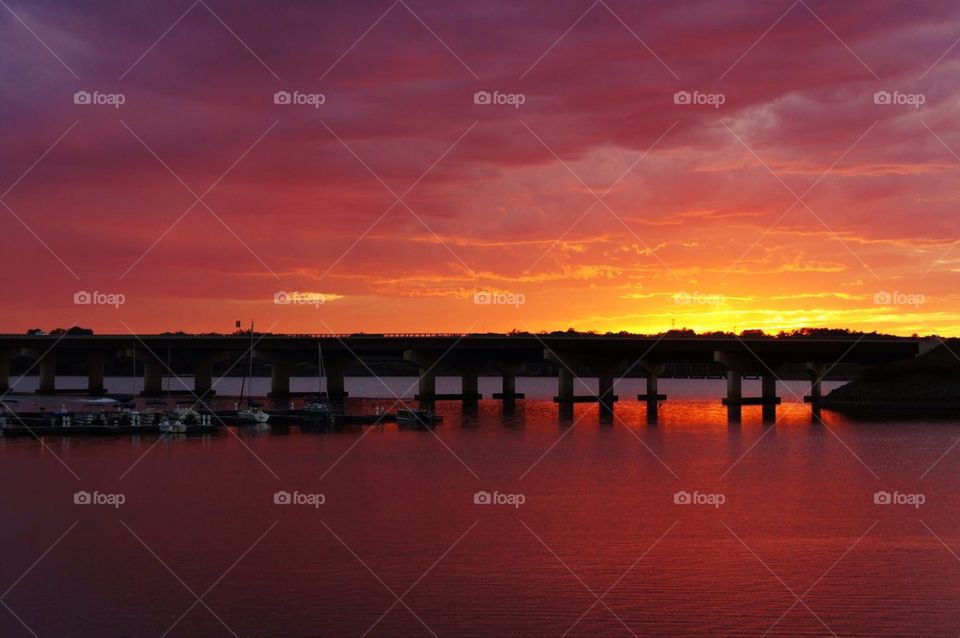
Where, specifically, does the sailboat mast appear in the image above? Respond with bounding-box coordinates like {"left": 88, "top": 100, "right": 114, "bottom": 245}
{"left": 247, "top": 321, "right": 255, "bottom": 406}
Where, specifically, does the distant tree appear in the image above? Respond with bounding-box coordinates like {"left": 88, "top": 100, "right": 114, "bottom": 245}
{"left": 663, "top": 328, "right": 696, "bottom": 337}
{"left": 49, "top": 326, "right": 93, "bottom": 335}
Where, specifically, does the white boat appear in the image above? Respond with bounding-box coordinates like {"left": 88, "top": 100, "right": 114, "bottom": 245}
{"left": 158, "top": 418, "right": 187, "bottom": 434}
{"left": 303, "top": 390, "right": 333, "bottom": 418}
{"left": 79, "top": 398, "right": 119, "bottom": 406}
{"left": 237, "top": 407, "right": 270, "bottom": 424}
{"left": 303, "top": 401, "right": 333, "bottom": 416}
{"left": 172, "top": 405, "right": 199, "bottom": 420}
{"left": 396, "top": 408, "right": 441, "bottom": 426}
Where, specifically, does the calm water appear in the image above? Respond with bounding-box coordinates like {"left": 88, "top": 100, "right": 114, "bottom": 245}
{"left": 2, "top": 377, "right": 959, "bottom": 637}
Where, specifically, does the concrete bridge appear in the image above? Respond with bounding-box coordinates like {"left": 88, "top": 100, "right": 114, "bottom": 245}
{"left": 0, "top": 333, "right": 920, "bottom": 416}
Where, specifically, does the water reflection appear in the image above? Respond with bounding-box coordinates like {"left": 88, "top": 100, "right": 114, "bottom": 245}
{"left": 2, "top": 380, "right": 958, "bottom": 635}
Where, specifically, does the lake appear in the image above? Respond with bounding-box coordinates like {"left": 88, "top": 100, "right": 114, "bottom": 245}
{"left": 1, "top": 377, "right": 958, "bottom": 636}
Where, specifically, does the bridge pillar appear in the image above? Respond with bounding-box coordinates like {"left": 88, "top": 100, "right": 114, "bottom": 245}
{"left": 761, "top": 373, "right": 777, "bottom": 422}
{"left": 271, "top": 362, "right": 291, "bottom": 398}
{"left": 194, "top": 358, "right": 214, "bottom": 397}
{"left": 37, "top": 357, "right": 56, "bottom": 394}
{"left": 0, "top": 352, "right": 10, "bottom": 393}
{"left": 716, "top": 351, "right": 781, "bottom": 422}
{"left": 87, "top": 352, "right": 106, "bottom": 395}
{"left": 143, "top": 359, "right": 163, "bottom": 396}
{"left": 461, "top": 371, "right": 480, "bottom": 402}
{"left": 598, "top": 374, "right": 615, "bottom": 405}
{"left": 805, "top": 362, "right": 828, "bottom": 404}
{"left": 502, "top": 373, "right": 516, "bottom": 396}
{"left": 646, "top": 373, "right": 660, "bottom": 425}
{"left": 546, "top": 350, "right": 622, "bottom": 405}
{"left": 726, "top": 369, "right": 742, "bottom": 402}
{"left": 556, "top": 366, "right": 574, "bottom": 403}
{"left": 646, "top": 374, "right": 659, "bottom": 400}
{"left": 417, "top": 369, "right": 436, "bottom": 400}
{"left": 499, "top": 373, "right": 516, "bottom": 414}
{"left": 637, "top": 362, "right": 667, "bottom": 401}
{"left": 637, "top": 362, "right": 666, "bottom": 421}
{"left": 723, "top": 366, "right": 743, "bottom": 422}
{"left": 405, "top": 351, "right": 446, "bottom": 401}
{"left": 325, "top": 356, "right": 349, "bottom": 401}
{"left": 493, "top": 361, "right": 525, "bottom": 401}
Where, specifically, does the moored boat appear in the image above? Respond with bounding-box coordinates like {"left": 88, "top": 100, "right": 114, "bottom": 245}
{"left": 396, "top": 408, "right": 442, "bottom": 427}
{"left": 237, "top": 407, "right": 270, "bottom": 423}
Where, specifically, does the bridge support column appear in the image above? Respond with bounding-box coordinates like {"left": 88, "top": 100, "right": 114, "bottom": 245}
{"left": 647, "top": 371, "right": 660, "bottom": 425}
{"left": 493, "top": 361, "right": 525, "bottom": 402}
{"left": 761, "top": 373, "right": 777, "bottom": 422}
{"left": 646, "top": 373, "right": 659, "bottom": 400}
{"left": 405, "top": 351, "right": 447, "bottom": 401}
{"left": 501, "top": 373, "right": 516, "bottom": 397}
{"left": 546, "top": 350, "right": 621, "bottom": 406}
{"left": 37, "top": 357, "right": 56, "bottom": 394}
{"left": 143, "top": 359, "right": 163, "bottom": 396}
{"left": 637, "top": 362, "right": 666, "bottom": 422}
{"left": 598, "top": 373, "right": 615, "bottom": 407}
{"left": 805, "top": 362, "right": 827, "bottom": 404}
{"left": 721, "top": 363, "right": 743, "bottom": 423}
{"left": 271, "top": 362, "right": 291, "bottom": 398}
{"left": 637, "top": 362, "right": 667, "bottom": 401}
{"left": 87, "top": 352, "right": 106, "bottom": 395}
{"left": 726, "top": 369, "right": 742, "bottom": 403}
{"left": 716, "top": 351, "right": 781, "bottom": 422}
{"left": 597, "top": 373, "right": 616, "bottom": 418}
{"left": 405, "top": 350, "right": 484, "bottom": 403}
{"left": 556, "top": 367, "right": 574, "bottom": 403}
{"left": 194, "top": 358, "right": 214, "bottom": 397}
{"left": 499, "top": 373, "right": 516, "bottom": 414}
{"left": 0, "top": 352, "right": 10, "bottom": 393}
{"left": 417, "top": 369, "right": 436, "bottom": 401}
{"left": 325, "top": 357, "right": 348, "bottom": 401}
{"left": 461, "top": 371, "right": 479, "bottom": 403}
{"left": 724, "top": 366, "right": 742, "bottom": 423}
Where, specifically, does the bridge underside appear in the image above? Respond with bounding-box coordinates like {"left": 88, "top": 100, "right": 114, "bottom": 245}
{"left": 4, "top": 334, "right": 919, "bottom": 420}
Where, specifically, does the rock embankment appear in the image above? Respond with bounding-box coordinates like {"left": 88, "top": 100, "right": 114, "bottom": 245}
{"left": 822, "top": 339, "right": 960, "bottom": 410}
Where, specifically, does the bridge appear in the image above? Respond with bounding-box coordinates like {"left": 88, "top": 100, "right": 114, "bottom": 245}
{"left": 0, "top": 333, "right": 921, "bottom": 417}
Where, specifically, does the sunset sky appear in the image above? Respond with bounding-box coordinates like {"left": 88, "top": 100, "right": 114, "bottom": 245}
{"left": 1, "top": 0, "right": 959, "bottom": 336}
